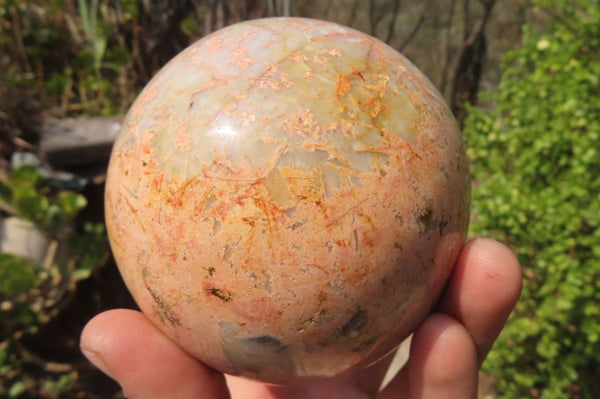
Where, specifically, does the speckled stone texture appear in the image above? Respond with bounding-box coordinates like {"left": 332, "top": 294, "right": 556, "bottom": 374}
{"left": 105, "top": 17, "right": 469, "bottom": 384}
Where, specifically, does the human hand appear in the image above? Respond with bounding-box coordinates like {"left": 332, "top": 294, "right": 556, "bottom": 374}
{"left": 80, "top": 238, "right": 521, "bottom": 399}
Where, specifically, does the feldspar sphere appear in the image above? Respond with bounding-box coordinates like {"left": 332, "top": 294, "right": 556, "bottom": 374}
{"left": 105, "top": 17, "right": 470, "bottom": 384}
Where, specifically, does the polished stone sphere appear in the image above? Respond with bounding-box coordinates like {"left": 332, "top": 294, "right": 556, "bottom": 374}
{"left": 105, "top": 17, "right": 469, "bottom": 384}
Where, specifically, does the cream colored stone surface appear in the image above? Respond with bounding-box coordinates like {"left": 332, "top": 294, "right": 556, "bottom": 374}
{"left": 105, "top": 17, "right": 469, "bottom": 384}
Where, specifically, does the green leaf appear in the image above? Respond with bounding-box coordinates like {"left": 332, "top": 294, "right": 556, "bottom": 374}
{"left": 8, "top": 381, "right": 26, "bottom": 397}
{"left": 9, "top": 165, "right": 42, "bottom": 189}
{"left": 0, "top": 253, "right": 39, "bottom": 296}
{"left": 0, "top": 180, "right": 13, "bottom": 202}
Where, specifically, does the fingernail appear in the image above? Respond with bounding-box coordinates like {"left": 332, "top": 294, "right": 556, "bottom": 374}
{"left": 81, "top": 347, "right": 114, "bottom": 379}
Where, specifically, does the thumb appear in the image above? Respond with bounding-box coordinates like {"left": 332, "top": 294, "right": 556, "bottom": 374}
{"left": 80, "top": 309, "right": 230, "bottom": 399}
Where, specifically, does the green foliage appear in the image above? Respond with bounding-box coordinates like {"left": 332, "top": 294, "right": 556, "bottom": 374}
{"left": 0, "top": 254, "right": 39, "bottom": 297}
{"left": 464, "top": 1, "right": 600, "bottom": 397}
{"left": 0, "top": 165, "right": 87, "bottom": 237}
{"left": 0, "top": 0, "right": 136, "bottom": 116}
{"left": 0, "top": 341, "right": 78, "bottom": 398}
{"left": 0, "top": 164, "right": 108, "bottom": 398}
{"left": 0, "top": 164, "right": 108, "bottom": 300}
{"left": 68, "top": 221, "right": 108, "bottom": 279}
{"left": 78, "top": 0, "right": 107, "bottom": 74}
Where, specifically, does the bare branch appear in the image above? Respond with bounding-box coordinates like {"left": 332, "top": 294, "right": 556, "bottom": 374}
{"left": 368, "top": 0, "right": 387, "bottom": 37}
{"left": 368, "top": 0, "right": 377, "bottom": 36}
{"left": 440, "top": 0, "right": 458, "bottom": 90}
{"left": 346, "top": 0, "right": 360, "bottom": 27}
{"left": 398, "top": 0, "right": 433, "bottom": 51}
{"left": 537, "top": 3, "right": 580, "bottom": 35}
{"left": 446, "top": 0, "right": 498, "bottom": 125}
{"left": 283, "top": 0, "right": 291, "bottom": 17}
{"left": 267, "top": 0, "right": 275, "bottom": 17}
{"left": 384, "top": 0, "right": 401, "bottom": 44}
{"left": 465, "top": 0, "right": 496, "bottom": 50}
{"left": 205, "top": 0, "right": 228, "bottom": 33}
{"left": 10, "top": 6, "right": 32, "bottom": 73}
{"left": 462, "top": 0, "right": 471, "bottom": 40}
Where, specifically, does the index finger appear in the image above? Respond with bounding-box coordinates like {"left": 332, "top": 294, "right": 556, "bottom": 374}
{"left": 437, "top": 237, "right": 522, "bottom": 364}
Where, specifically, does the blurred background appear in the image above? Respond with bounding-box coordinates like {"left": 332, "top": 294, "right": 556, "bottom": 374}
{"left": 0, "top": 0, "right": 598, "bottom": 397}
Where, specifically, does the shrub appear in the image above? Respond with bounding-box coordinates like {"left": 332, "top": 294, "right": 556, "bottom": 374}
{"left": 0, "top": 164, "right": 108, "bottom": 397}
{"left": 464, "top": 1, "right": 600, "bottom": 397}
